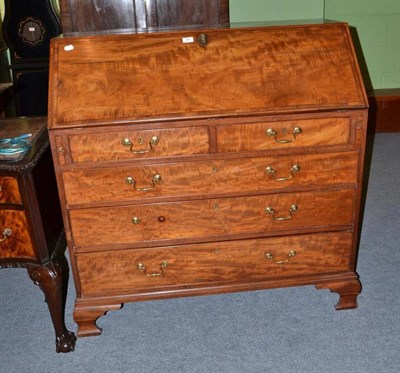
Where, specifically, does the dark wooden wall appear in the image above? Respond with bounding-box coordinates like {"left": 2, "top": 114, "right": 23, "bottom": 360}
{"left": 368, "top": 89, "right": 400, "bottom": 133}
{"left": 59, "top": 0, "right": 229, "bottom": 33}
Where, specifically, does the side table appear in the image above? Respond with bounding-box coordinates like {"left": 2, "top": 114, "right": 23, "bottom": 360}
{"left": 0, "top": 117, "right": 76, "bottom": 352}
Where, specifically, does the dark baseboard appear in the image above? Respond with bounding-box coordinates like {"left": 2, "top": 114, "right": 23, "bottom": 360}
{"left": 368, "top": 88, "right": 400, "bottom": 133}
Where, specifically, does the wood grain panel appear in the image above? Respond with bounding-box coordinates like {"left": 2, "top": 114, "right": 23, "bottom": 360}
{"left": 63, "top": 151, "right": 358, "bottom": 205}
{"left": 69, "top": 189, "right": 355, "bottom": 249}
{"left": 50, "top": 24, "right": 365, "bottom": 126}
{"left": 0, "top": 176, "right": 21, "bottom": 204}
{"left": 59, "top": 0, "right": 229, "bottom": 33}
{"left": 154, "top": 0, "right": 227, "bottom": 27}
{"left": 59, "top": 0, "right": 137, "bottom": 33}
{"left": 217, "top": 117, "right": 351, "bottom": 152}
{"left": 76, "top": 231, "right": 352, "bottom": 294}
{"left": 68, "top": 126, "right": 210, "bottom": 163}
{"left": 0, "top": 210, "right": 35, "bottom": 260}
{"left": 368, "top": 89, "right": 400, "bottom": 132}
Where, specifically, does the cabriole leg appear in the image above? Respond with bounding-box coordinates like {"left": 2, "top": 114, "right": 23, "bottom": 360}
{"left": 28, "top": 256, "right": 77, "bottom": 353}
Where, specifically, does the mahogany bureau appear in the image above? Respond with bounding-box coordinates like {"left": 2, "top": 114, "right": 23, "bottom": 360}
{"left": 0, "top": 117, "right": 76, "bottom": 352}
{"left": 47, "top": 20, "right": 369, "bottom": 338}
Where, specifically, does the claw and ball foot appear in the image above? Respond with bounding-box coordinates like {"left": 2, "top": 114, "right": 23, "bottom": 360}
{"left": 28, "top": 257, "right": 77, "bottom": 353}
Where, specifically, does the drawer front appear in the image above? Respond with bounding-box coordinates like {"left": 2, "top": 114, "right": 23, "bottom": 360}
{"left": 76, "top": 232, "right": 353, "bottom": 294}
{"left": 70, "top": 189, "right": 355, "bottom": 249}
{"left": 0, "top": 210, "right": 35, "bottom": 260}
{"left": 0, "top": 176, "right": 21, "bottom": 204}
{"left": 63, "top": 152, "right": 358, "bottom": 205}
{"left": 217, "top": 117, "right": 351, "bottom": 152}
{"left": 68, "top": 126, "right": 210, "bottom": 163}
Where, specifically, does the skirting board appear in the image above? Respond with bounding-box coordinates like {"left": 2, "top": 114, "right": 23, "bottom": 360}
{"left": 368, "top": 89, "right": 400, "bottom": 133}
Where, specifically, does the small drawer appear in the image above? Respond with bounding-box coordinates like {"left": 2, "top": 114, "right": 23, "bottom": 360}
{"left": 68, "top": 126, "right": 210, "bottom": 163}
{"left": 0, "top": 176, "right": 22, "bottom": 204}
{"left": 63, "top": 151, "right": 358, "bottom": 205}
{"left": 0, "top": 210, "right": 35, "bottom": 260}
{"left": 216, "top": 117, "right": 351, "bottom": 152}
{"left": 70, "top": 189, "right": 355, "bottom": 250}
{"left": 76, "top": 231, "right": 352, "bottom": 294}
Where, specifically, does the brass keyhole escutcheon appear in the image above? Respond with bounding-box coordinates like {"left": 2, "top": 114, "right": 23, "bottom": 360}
{"left": 197, "top": 33, "right": 209, "bottom": 47}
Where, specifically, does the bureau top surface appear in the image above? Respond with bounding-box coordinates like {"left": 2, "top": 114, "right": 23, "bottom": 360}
{"left": 48, "top": 20, "right": 368, "bottom": 129}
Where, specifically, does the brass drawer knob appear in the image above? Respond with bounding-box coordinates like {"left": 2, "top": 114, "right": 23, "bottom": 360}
{"left": 0, "top": 227, "right": 12, "bottom": 242}
{"left": 132, "top": 217, "right": 141, "bottom": 225}
{"left": 265, "top": 164, "right": 300, "bottom": 181}
{"left": 265, "top": 204, "right": 298, "bottom": 221}
{"left": 136, "top": 261, "right": 169, "bottom": 277}
{"left": 265, "top": 250, "right": 297, "bottom": 264}
{"left": 122, "top": 135, "right": 159, "bottom": 154}
{"left": 125, "top": 174, "right": 161, "bottom": 191}
{"left": 266, "top": 127, "right": 302, "bottom": 143}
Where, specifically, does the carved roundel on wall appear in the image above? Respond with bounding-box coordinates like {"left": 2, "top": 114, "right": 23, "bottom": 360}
{"left": 18, "top": 17, "right": 46, "bottom": 46}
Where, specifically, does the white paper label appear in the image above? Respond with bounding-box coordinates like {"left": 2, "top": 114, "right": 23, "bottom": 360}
{"left": 181, "top": 36, "right": 194, "bottom": 44}
{"left": 64, "top": 44, "right": 74, "bottom": 51}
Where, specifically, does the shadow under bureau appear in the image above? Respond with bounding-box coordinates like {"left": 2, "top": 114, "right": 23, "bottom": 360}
{"left": 47, "top": 20, "right": 369, "bottom": 338}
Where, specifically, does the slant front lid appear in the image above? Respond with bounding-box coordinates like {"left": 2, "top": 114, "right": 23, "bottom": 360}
{"left": 48, "top": 22, "right": 367, "bottom": 128}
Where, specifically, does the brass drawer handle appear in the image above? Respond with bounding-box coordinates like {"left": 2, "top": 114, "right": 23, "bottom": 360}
{"left": 265, "top": 250, "right": 297, "bottom": 264}
{"left": 265, "top": 164, "right": 300, "bottom": 181}
{"left": 126, "top": 174, "right": 161, "bottom": 191}
{"left": 265, "top": 204, "right": 298, "bottom": 221}
{"left": 136, "top": 261, "right": 169, "bottom": 277}
{"left": 122, "top": 136, "right": 159, "bottom": 154}
{"left": 0, "top": 227, "right": 12, "bottom": 242}
{"left": 266, "top": 127, "right": 302, "bottom": 143}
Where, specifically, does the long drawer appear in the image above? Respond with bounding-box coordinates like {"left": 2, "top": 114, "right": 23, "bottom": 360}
{"left": 0, "top": 210, "right": 35, "bottom": 260}
{"left": 63, "top": 152, "right": 358, "bottom": 205}
{"left": 76, "top": 232, "right": 352, "bottom": 294}
{"left": 69, "top": 189, "right": 355, "bottom": 249}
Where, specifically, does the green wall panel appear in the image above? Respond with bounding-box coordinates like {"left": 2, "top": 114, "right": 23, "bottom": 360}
{"left": 324, "top": 0, "right": 400, "bottom": 89}
{"left": 230, "top": 0, "right": 324, "bottom": 22}
{"left": 2, "top": 0, "right": 397, "bottom": 89}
